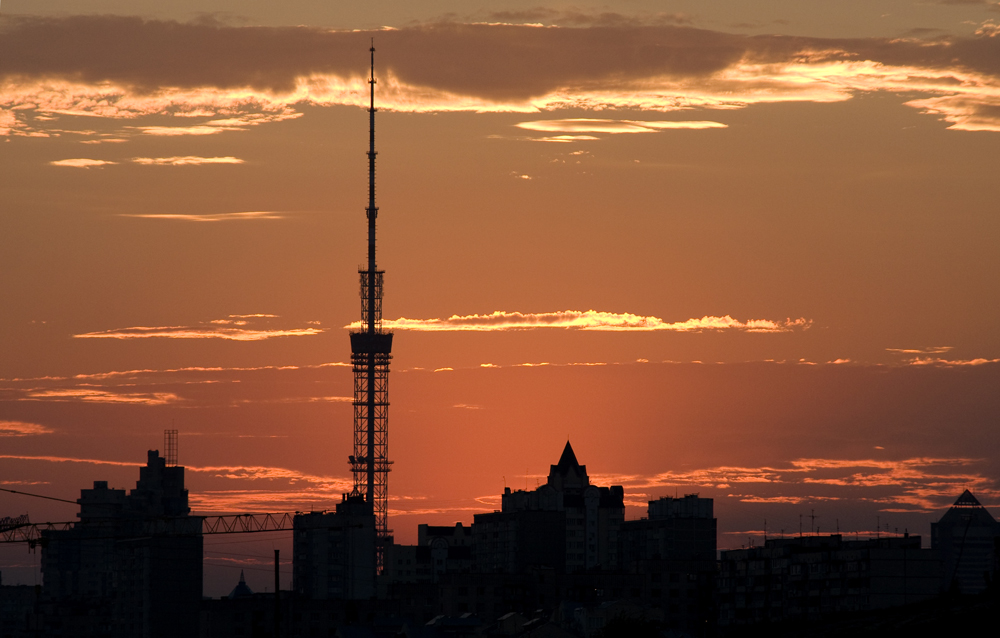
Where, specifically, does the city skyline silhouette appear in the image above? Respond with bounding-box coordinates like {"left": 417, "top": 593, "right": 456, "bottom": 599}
{"left": 1, "top": 1, "right": 999, "bottom": 626}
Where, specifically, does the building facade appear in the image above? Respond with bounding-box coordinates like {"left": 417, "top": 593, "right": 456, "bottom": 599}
{"left": 717, "top": 534, "right": 942, "bottom": 627}
{"left": 293, "top": 495, "right": 377, "bottom": 600}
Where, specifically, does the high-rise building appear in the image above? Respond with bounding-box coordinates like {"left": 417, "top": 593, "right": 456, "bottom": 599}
{"left": 473, "top": 442, "right": 624, "bottom": 574}
{"left": 931, "top": 489, "right": 1000, "bottom": 594}
{"left": 620, "top": 494, "right": 716, "bottom": 565}
{"left": 619, "top": 495, "right": 717, "bottom": 629}
{"left": 40, "top": 449, "right": 202, "bottom": 638}
{"left": 292, "top": 495, "right": 376, "bottom": 600}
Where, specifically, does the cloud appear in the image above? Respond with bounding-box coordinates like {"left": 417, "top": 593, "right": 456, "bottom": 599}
{"left": 4, "top": 17, "right": 1000, "bottom": 135}
{"left": 348, "top": 310, "right": 811, "bottom": 333}
{"left": 0, "top": 109, "right": 16, "bottom": 135}
{"left": 0, "top": 421, "right": 54, "bottom": 436}
{"left": 0, "top": 361, "right": 353, "bottom": 409}
{"left": 73, "top": 315, "right": 322, "bottom": 341}
{"left": 75, "top": 326, "right": 320, "bottom": 341}
{"left": 483, "top": 9, "right": 694, "bottom": 28}
{"left": 131, "top": 156, "right": 244, "bottom": 165}
{"left": 977, "top": 21, "right": 1000, "bottom": 38}
{"left": 0, "top": 361, "right": 348, "bottom": 384}
{"left": 885, "top": 346, "right": 999, "bottom": 366}
{"left": 49, "top": 158, "right": 117, "bottom": 168}
{"left": 886, "top": 346, "right": 953, "bottom": 354}
{"left": 23, "top": 388, "right": 180, "bottom": 405}
{"left": 594, "top": 456, "right": 996, "bottom": 512}
{"left": 79, "top": 137, "right": 127, "bottom": 144}
{"left": 121, "top": 211, "right": 282, "bottom": 221}
{"left": 129, "top": 112, "right": 301, "bottom": 136}
{"left": 0, "top": 454, "right": 140, "bottom": 467}
{"left": 532, "top": 135, "right": 601, "bottom": 142}
{"left": 516, "top": 118, "right": 727, "bottom": 134}
{"left": 908, "top": 357, "right": 1000, "bottom": 366}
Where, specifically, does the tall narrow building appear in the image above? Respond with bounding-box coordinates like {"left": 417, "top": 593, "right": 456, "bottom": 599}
{"left": 349, "top": 44, "right": 393, "bottom": 569}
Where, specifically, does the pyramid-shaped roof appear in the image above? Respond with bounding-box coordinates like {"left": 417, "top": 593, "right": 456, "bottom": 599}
{"left": 934, "top": 489, "right": 999, "bottom": 528}
{"left": 953, "top": 489, "right": 983, "bottom": 508}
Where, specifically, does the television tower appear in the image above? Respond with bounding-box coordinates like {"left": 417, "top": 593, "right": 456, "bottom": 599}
{"left": 348, "top": 43, "right": 393, "bottom": 569}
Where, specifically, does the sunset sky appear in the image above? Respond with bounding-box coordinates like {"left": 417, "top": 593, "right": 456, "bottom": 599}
{"left": 1, "top": 0, "right": 999, "bottom": 595}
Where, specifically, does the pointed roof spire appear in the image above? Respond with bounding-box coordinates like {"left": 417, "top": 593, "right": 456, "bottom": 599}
{"left": 557, "top": 441, "right": 580, "bottom": 469}
{"left": 228, "top": 570, "right": 254, "bottom": 599}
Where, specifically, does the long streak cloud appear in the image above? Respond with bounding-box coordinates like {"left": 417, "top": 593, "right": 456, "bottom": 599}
{"left": 347, "top": 310, "right": 811, "bottom": 333}
{"left": 73, "top": 315, "right": 322, "bottom": 341}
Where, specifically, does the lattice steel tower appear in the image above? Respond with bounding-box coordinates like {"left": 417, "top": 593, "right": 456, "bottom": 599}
{"left": 348, "top": 43, "right": 393, "bottom": 568}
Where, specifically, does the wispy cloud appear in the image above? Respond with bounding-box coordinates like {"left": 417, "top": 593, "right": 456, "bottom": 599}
{"left": 516, "top": 118, "right": 727, "bottom": 135}
{"left": 0, "top": 361, "right": 352, "bottom": 409}
{"left": 129, "top": 112, "right": 301, "bottom": 136}
{"left": 23, "top": 388, "right": 180, "bottom": 405}
{"left": 0, "top": 454, "right": 141, "bottom": 467}
{"left": 885, "top": 346, "right": 999, "bottom": 366}
{"left": 0, "top": 109, "right": 15, "bottom": 135}
{"left": 886, "top": 346, "right": 953, "bottom": 354}
{"left": 74, "top": 315, "right": 322, "bottom": 341}
{"left": 75, "top": 326, "right": 321, "bottom": 341}
{"left": 594, "top": 456, "right": 996, "bottom": 512}
{"left": 908, "top": 357, "right": 1000, "bottom": 366}
{"left": 533, "top": 135, "right": 601, "bottom": 142}
{"left": 0, "top": 421, "right": 54, "bottom": 436}
{"left": 79, "top": 137, "right": 127, "bottom": 144}
{"left": 131, "top": 156, "right": 244, "bottom": 165}
{"left": 49, "top": 158, "right": 117, "bottom": 168}
{"left": 120, "top": 211, "right": 283, "bottom": 222}
{"left": 348, "top": 310, "right": 811, "bottom": 333}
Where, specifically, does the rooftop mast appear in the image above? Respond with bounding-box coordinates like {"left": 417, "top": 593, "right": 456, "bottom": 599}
{"left": 349, "top": 41, "right": 393, "bottom": 572}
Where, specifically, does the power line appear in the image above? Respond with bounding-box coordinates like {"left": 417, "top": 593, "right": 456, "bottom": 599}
{"left": 0, "top": 486, "right": 77, "bottom": 505}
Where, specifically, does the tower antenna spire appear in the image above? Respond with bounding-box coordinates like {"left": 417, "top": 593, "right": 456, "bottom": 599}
{"left": 350, "top": 41, "right": 393, "bottom": 574}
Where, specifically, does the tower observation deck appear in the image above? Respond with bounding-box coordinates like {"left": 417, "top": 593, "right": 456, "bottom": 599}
{"left": 348, "top": 44, "right": 393, "bottom": 570}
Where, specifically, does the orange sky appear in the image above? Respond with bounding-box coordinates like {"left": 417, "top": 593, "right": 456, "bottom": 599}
{"left": 1, "top": 1, "right": 999, "bottom": 595}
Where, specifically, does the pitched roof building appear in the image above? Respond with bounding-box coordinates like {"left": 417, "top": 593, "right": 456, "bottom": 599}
{"left": 931, "top": 489, "right": 1000, "bottom": 594}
